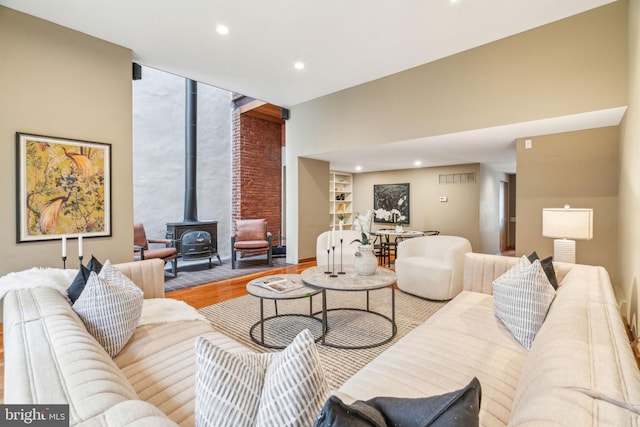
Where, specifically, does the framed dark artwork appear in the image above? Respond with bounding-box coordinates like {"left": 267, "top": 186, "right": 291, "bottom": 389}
{"left": 16, "top": 133, "right": 112, "bottom": 242}
{"left": 373, "top": 183, "right": 410, "bottom": 224}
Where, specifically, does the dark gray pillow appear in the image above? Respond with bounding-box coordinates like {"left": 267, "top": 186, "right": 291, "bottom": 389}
{"left": 314, "top": 377, "right": 481, "bottom": 427}
{"left": 527, "top": 251, "right": 558, "bottom": 289}
{"left": 66, "top": 255, "right": 103, "bottom": 303}
{"left": 86, "top": 254, "right": 103, "bottom": 273}
{"left": 314, "top": 395, "right": 387, "bottom": 427}
{"left": 67, "top": 264, "right": 91, "bottom": 303}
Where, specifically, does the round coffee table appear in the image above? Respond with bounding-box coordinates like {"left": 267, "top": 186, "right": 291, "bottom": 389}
{"left": 301, "top": 265, "right": 397, "bottom": 349}
{"left": 246, "top": 274, "right": 323, "bottom": 349}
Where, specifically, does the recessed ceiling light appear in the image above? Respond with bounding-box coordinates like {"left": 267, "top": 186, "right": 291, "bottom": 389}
{"left": 355, "top": 165, "right": 363, "bottom": 171}
{"left": 294, "top": 62, "right": 305, "bottom": 70}
{"left": 216, "top": 25, "right": 229, "bottom": 35}
{"left": 414, "top": 160, "right": 422, "bottom": 167}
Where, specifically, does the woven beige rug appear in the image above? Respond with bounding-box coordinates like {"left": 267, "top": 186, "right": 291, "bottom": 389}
{"left": 199, "top": 289, "right": 446, "bottom": 389}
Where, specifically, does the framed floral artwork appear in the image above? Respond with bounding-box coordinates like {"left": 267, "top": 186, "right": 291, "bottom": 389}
{"left": 16, "top": 133, "right": 112, "bottom": 242}
{"left": 373, "top": 183, "right": 410, "bottom": 224}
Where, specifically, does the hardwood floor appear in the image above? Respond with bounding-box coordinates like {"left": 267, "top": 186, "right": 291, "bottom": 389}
{"left": 166, "top": 260, "right": 318, "bottom": 308}
{"left": 0, "top": 260, "right": 318, "bottom": 403}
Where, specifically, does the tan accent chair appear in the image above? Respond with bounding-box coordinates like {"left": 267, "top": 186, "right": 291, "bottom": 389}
{"left": 133, "top": 223, "right": 178, "bottom": 276}
{"left": 231, "top": 219, "right": 273, "bottom": 269}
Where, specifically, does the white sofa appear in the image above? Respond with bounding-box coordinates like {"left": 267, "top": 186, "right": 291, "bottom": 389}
{"left": 395, "top": 235, "right": 472, "bottom": 300}
{"left": 315, "top": 230, "right": 362, "bottom": 268}
{"left": 3, "top": 259, "right": 251, "bottom": 426}
{"left": 4, "top": 254, "right": 640, "bottom": 426}
{"left": 340, "top": 253, "right": 640, "bottom": 425}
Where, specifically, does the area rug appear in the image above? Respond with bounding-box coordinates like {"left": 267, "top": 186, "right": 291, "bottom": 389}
{"left": 164, "top": 256, "right": 289, "bottom": 292}
{"left": 199, "top": 289, "right": 446, "bottom": 389}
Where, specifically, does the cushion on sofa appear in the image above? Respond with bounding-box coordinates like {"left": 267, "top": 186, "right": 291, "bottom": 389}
{"left": 72, "top": 262, "right": 144, "bottom": 357}
{"left": 67, "top": 264, "right": 91, "bottom": 303}
{"left": 195, "top": 329, "right": 329, "bottom": 427}
{"left": 493, "top": 256, "right": 556, "bottom": 349}
{"left": 527, "top": 251, "right": 558, "bottom": 289}
{"left": 317, "top": 377, "right": 481, "bottom": 427}
{"left": 67, "top": 255, "right": 104, "bottom": 303}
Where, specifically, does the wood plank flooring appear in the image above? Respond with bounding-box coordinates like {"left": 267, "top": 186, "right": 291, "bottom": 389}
{"left": 166, "top": 260, "right": 317, "bottom": 308}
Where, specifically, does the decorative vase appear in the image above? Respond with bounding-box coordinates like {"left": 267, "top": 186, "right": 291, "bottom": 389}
{"left": 395, "top": 224, "right": 403, "bottom": 233}
{"left": 354, "top": 244, "right": 378, "bottom": 276}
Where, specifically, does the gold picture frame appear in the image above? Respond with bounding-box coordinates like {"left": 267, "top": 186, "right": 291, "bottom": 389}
{"left": 16, "top": 132, "right": 111, "bottom": 242}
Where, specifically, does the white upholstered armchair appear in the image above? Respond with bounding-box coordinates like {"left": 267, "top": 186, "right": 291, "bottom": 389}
{"left": 395, "top": 235, "right": 472, "bottom": 300}
{"left": 315, "top": 230, "right": 363, "bottom": 268}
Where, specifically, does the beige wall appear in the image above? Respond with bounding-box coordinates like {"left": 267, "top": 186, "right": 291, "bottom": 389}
{"left": 297, "top": 157, "right": 330, "bottom": 260}
{"left": 619, "top": 0, "right": 640, "bottom": 333}
{"left": 352, "top": 165, "right": 481, "bottom": 251}
{"left": 285, "top": 2, "right": 627, "bottom": 263}
{"left": 516, "top": 127, "right": 620, "bottom": 283}
{"left": 479, "top": 165, "right": 509, "bottom": 255}
{"left": 0, "top": 7, "right": 133, "bottom": 274}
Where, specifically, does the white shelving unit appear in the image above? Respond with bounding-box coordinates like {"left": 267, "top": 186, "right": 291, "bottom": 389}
{"left": 330, "top": 171, "right": 353, "bottom": 230}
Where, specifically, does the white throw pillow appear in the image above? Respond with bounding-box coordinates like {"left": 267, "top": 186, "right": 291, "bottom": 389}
{"left": 72, "top": 261, "right": 144, "bottom": 357}
{"left": 195, "top": 329, "right": 329, "bottom": 427}
{"left": 493, "top": 256, "right": 556, "bottom": 349}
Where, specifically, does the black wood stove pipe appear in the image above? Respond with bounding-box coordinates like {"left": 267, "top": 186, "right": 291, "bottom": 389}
{"left": 184, "top": 78, "right": 198, "bottom": 223}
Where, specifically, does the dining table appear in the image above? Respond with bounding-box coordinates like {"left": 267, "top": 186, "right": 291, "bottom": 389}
{"left": 371, "top": 229, "right": 426, "bottom": 266}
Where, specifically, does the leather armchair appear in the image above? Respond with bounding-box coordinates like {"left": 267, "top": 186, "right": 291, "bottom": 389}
{"left": 231, "top": 219, "right": 273, "bottom": 269}
{"left": 133, "top": 223, "right": 178, "bottom": 276}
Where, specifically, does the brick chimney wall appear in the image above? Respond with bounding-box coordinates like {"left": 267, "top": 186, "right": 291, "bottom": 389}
{"left": 232, "top": 110, "right": 284, "bottom": 245}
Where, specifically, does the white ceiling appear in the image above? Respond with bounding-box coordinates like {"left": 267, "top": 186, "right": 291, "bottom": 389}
{"left": 0, "top": 0, "right": 622, "bottom": 173}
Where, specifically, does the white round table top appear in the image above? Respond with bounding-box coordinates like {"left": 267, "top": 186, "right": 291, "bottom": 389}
{"left": 246, "top": 274, "right": 320, "bottom": 300}
{"left": 301, "top": 265, "right": 396, "bottom": 291}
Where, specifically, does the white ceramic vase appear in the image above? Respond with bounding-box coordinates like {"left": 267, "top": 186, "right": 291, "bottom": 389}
{"left": 354, "top": 244, "right": 378, "bottom": 275}
{"left": 395, "top": 224, "right": 404, "bottom": 233}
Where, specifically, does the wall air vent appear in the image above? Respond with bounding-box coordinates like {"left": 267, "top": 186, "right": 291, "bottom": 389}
{"left": 438, "top": 173, "right": 476, "bottom": 184}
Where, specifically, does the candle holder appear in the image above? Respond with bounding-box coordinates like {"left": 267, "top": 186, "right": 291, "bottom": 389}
{"left": 338, "top": 238, "right": 345, "bottom": 274}
{"left": 325, "top": 249, "right": 331, "bottom": 274}
{"left": 330, "top": 246, "right": 338, "bottom": 277}
{"left": 61, "top": 256, "right": 67, "bottom": 269}
{"left": 79, "top": 255, "right": 84, "bottom": 267}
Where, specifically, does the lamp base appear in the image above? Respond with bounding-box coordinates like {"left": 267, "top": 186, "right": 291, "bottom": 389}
{"left": 554, "top": 239, "right": 576, "bottom": 264}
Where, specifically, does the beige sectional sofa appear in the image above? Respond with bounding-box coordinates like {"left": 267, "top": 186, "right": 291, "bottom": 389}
{"left": 340, "top": 253, "right": 640, "bottom": 425}
{"left": 3, "top": 259, "right": 250, "bottom": 426}
{"left": 4, "top": 254, "right": 640, "bottom": 426}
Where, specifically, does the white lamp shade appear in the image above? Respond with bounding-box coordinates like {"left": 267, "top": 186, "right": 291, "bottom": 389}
{"left": 542, "top": 208, "right": 593, "bottom": 240}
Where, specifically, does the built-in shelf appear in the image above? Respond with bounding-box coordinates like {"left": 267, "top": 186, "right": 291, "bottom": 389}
{"left": 330, "top": 171, "right": 353, "bottom": 230}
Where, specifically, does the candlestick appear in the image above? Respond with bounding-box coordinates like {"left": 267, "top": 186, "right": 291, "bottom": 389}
{"left": 325, "top": 249, "right": 331, "bottom": 274}
{"left": 338, "top": 238, "right": 345, "bottom": 274}
{"left": 330, "top": 246, "right": 338, "bottom": 277}
{"left": 61, "top": 256, "right": 67, "bottom": 269}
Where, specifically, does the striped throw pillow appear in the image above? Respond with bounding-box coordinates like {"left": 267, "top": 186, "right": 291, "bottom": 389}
{"left": 195, "top": 329, "right": 329, "bottom": 427}
{"left": 72, "top": 261, "right": 143, "bottom": 357}
{"left": 493, "top": 256, "right": 556, "bottom": 350}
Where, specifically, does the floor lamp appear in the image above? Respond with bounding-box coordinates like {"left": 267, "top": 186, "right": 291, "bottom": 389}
{"left": 542, "top": 206, "right": 593, "bottom": 264}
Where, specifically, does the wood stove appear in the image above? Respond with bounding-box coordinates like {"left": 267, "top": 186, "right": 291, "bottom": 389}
{"left": 180, "top": 230, "right": 215, "bottom": 267}
{"left": 166, "top": 221, "right": 221, "bottom": 266}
